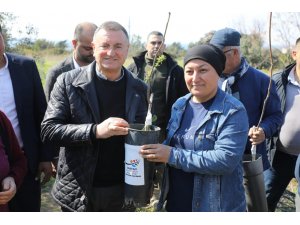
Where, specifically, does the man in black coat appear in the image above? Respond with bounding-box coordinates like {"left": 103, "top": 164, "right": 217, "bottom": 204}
{"left": 0, "top": 24, "right": 52, "bottom": 211}
{"left": 41, "top": 21, "right": 148, "bottom": 212}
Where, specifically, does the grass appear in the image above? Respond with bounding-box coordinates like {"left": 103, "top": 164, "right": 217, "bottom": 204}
{"left": 41, "top": 178, "right": 60, "bottom": 212}
{"left": 41, "top": 178, "right": 298, "bottom": 212}
{"left": 276, "top": 179, "right": 298, "bottom": 212}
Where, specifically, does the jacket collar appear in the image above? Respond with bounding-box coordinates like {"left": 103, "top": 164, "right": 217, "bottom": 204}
{"left": 72, "top": 62, "right": 141, "bottom": 122}
{"left": 276, "top": 63, "right": 297, "bottom": 89}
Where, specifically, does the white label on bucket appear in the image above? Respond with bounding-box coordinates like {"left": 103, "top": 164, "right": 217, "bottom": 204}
{"left": 124, "top": 143, "right": 145, "bottom": 185}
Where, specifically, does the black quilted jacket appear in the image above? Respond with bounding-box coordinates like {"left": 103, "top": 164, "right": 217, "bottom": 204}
{"left": 41, "top": 62, "right": 148, "bottom": 211}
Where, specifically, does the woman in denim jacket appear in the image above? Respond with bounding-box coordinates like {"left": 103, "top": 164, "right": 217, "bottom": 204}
{"left": 140, "top": 44, "right": 249, "bottom": 212}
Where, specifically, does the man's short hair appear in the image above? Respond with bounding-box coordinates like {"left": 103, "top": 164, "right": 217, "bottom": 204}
{"left": 147, "top": 31, "right": 163, "bottom": 40}
{"left": 94, "top": 21, "right": 129, "bottom": 40}
{"left": 73, "top": 22, "right": 97, "bottom": 40}
{"left": 296, "top": 37, "right": 300, "bottom": 46}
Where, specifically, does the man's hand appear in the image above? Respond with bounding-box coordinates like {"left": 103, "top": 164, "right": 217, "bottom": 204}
{"left": 96, "top": 117, "right": 129, "bottom": 139}
{"left": 0, "top": 177, "right": 16, "bottom": 205}
{"left": 36, "top": 161, "right": 53, "bottom": 185}
{"left": 248, "top": 126, "right": 266, "bottom": 145}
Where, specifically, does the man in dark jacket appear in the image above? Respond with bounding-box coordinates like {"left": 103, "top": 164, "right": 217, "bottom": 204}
{"left": 264, "top": 37, "right": 300, "bottom": 211}
{"left": 44, "top": 22, "right": 97, "bottom": 101}
{"left": 41, "top": 21, "right": 148, "bottom": 212}
{"left": 210, "top": 28, "right": 283, "bottom": 171}
{"left": 128, "top": 31, "right": 188, "bottom": 142}
{"left": 0, "top": 24, "right": 52, "bottom": 211}
{"left": 44, "top": 22, "right": 97, "bottom": 167}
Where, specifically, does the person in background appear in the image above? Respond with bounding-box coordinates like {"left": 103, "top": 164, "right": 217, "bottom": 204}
{"left": 44, "top": 22, "right": 97, "bottom": 172}
{"left": 264, "top": 37, "right": 300, "bottom": 211}
{"left": 127, "top": 31, "right": 188, "bottom": 194}
{"left": 0, "top": 111, "right": 27, "bottom": 212}
{"left": 209, "top": 27, "right": 282, "bottom": 171}
{"left": 0, "top": 24, "right": 52, "bottom": 211}
{"left": 140, "top": 44, "right": 249, "bottom": 212}
{"left": 45, "top": 22, "right": 98, "bottom": 101}
{"left": 128, "top": 31, "right": 188, "bottom": 142}
{"left": 41, "top": 21, "right": 148, "bottom": 212}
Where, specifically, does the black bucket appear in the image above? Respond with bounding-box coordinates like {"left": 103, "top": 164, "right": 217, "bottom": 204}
{"left": 243, "top": 154, "right": 268, "bottom": 212}
{"left": 124, "top": 124, "right": 160, "bottom": 207}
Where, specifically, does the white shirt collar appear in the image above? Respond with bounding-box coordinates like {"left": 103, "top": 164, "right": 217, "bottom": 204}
{"left": 72, "top": 55, "right": 80, "bottom": 69}
{"left": 288, "top": 65, "right": 300, "bottom": 87}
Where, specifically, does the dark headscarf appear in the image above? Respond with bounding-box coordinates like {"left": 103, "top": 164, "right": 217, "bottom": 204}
{"left": 183, "top": 44, "right": 226, "bottom": 76}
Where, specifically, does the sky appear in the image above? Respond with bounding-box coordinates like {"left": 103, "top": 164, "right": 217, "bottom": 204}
{"left": 2, "top": 0, "right": 296, "bottom": 47}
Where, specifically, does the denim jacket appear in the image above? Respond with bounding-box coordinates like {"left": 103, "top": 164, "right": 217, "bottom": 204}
{"left": 157, "top": 88, "right": 249, "bottom": 212}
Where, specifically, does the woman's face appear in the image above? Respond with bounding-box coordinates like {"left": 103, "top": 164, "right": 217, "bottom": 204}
{"left": 184, "top": 59, "right": 219, "bottom": 103}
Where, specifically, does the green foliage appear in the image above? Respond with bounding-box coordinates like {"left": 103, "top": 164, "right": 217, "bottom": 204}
{"left": 165, "top": 42, "right": 186, "bottom": 58}
{"left": 240, "top": 32, "right": 293, "bottom": 71}
{"left": 128, "top": 34, "right": 144, "bottom": 57}
{"left": 36, "top": 57, "right": 52, "bottom": 86}
{"left": 188, "top": 30, "right": 215, "bottom": 49}
{"left": 34, "top": 39, "right": 55, "bottom": 50}
{"left": 0, "top": 12, "right": 17, "bottom": 51}
{"left": 240, "top": 32, "right": 268, "bottom": 70}
{"left": 154, "top": 54, "right": 166, "bottom": 67}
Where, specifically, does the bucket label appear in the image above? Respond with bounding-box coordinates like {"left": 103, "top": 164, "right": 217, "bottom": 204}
{"left": 124, "top": 143, "right": 145, "bottom": 185}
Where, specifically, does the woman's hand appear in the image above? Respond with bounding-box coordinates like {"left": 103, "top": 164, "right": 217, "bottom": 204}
{"left": 0, "top": 177, "right": 17, "bottom": 205}
{"left": 140, "top": 144, "right": 172, "bottom": 163}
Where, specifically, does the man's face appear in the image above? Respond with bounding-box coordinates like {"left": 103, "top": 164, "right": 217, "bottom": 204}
{"left": 222, "top": 47, "right": 238, "bottom": 75}
{"left": 292, "top": 44, "right": 300, "bottom": 68}
{"left": 145, "top": 34, "right": 165, "bottom": 59}
{"left": 92, "top": 29, "right": 129, "bottom": 79}
{"left": 73, "top": 35, "right": 94, "bottom": 65}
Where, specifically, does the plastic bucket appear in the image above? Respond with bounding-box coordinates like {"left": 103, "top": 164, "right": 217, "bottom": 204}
{"left": 243, "top": 154, "right": 268, "bottom": 212}
{"left": 124, "top": 124, "right": 160, "bottom": 207}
